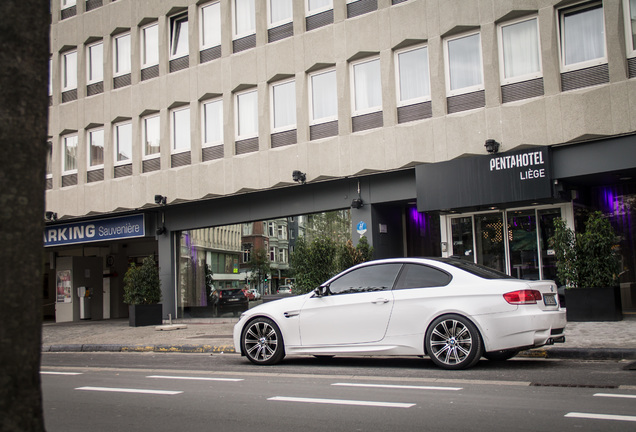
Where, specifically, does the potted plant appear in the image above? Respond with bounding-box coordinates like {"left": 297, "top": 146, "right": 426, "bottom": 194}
{"left": 123, "top": 255, "right": 163, "bottom": 326}
{"left": 551, "top": 211, "right": 622, "bottom": 321}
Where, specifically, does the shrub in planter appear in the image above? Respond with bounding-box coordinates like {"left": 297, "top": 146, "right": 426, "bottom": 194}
{"left": 123, "top": 256, "right": 163, "bottom": 326}
{"left": 551, "top": 211, "right": 622, "bottom": 321}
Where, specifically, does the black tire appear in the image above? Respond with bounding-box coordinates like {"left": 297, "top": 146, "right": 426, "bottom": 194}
{"left": 484, "top": 349, "right": 520, "bottom": 361}
{"left": 241, "top": 317, "right": 285, "bottom": 365}
{"left": 425, "top": 314, "right": 483, "bottom": 370}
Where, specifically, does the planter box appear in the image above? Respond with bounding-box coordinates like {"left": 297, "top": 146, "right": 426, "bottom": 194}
{"left": 565, "top": 286, "right": 623, "bottom": 322}
{"left": 128, "top": 304, "right": 163, "bottom": 327}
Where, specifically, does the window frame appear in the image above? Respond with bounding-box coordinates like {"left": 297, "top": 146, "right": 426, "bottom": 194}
{"left": 202, "top": 98, "right": 224, "bottom": 148}
{"left": 86, "top": 41, "right": 104, "bottom": 84}
{"left": 350, "top": 56, "right": 383, "bottom": 116}
{"left": 46, "top": 141, "right": 53, "bottom": 178}
{"left": 142, "top": 114, "right": 161, "bottom": 159}
{"left": 62, "top": 50, "right": 78, "bottom": 92}
{"left": 557, "top": 1, "right": 607, "bottom": 73}
{"left": 48, "top": 58, "right": 53, "bottom": 97}
{"left": 268, "top": 0, "right": 293, "bottom": 28}
{"left": 62, "top": 134, "right": 78, "bottom": 175}
{"left": 308, "top": 68, "right": 337, "bottom": 125}
{"left": 234, "top": 88, "right": 259, "bottom": 141}
{"left": 170, "top": 106, "right": 191, "bottom": 154}
{"left": 141, "top": 22, "right": 159, "bottom": 68}
{"left": 169, "top": 12, "right": 189, "bottom": 61}
{"left": 113, "top": 121, "right": 132, "bottom": 166}
{"left": 200, "top": 1, "right": 221, "bottom": 50}
{"left": 86, "top": 127, "right": 105, "bottom": 170}
{"left": 624, "top": 0, "right": 636, "bottom": 58}
{"left": 113, "top": 32, "right": 131, "bottom": 77}
{"left": 61, "top": 0, "right": 76, "bottom": 10}
{"left": 394, "top": 43, "right": 431, "bottom": 107}
{"left": 306, "top": 0, "right": 332, "bottom": 17}
{"left": 233, "top": 0, "right": 256, "bottom": 40}
{"left": 270, "top": 78, "right": 297, "bottom": 133}
{"left": 497, "top": 15, "right": 543, "bottom": 85}
{"left": 444, "top": 31, "right": 484, "bottom": 97}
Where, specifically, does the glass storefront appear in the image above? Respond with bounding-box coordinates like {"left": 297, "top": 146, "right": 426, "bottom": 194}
{"left": 447, "top": 206, "right": 566, "bottom": 282}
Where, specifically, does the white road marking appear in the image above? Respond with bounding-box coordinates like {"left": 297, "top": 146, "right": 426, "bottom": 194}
{"left": 565, "top": 413, "right": 636, "bottom": 422}
{"left": 147, "top": 375, "right": 243, "bottom": 382}
{"left": 594, "top": 393, "right": 636, "bottom": 399}
{"left": 332, "top": 382, "right": 462, "bottom": 391}
{"left": 268, "top": 396, "right": 414, "bottom": 408}
{"left": 75, "top": 386, "right": 182, "bottom": 395}
{"left": 41, "top": 371, "right": 83, "bottom": 376}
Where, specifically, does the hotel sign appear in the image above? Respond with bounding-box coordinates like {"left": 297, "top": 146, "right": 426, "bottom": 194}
{"left": 416, "top": 147, "right": 552, "bottom": 212}
{"left": 44, "top": 214, "right": 146, "bottom": 247}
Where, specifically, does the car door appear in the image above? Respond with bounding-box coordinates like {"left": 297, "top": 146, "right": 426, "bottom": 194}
{"left": 298, "top": 263, "right": 402, "bottom": 346}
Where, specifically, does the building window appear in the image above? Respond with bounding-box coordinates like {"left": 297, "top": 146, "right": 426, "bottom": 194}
{"left": 277, "top": 224, "right": 287, "bottom": 239}
{"left": 62, "top": 134, "right": 78, "bottom": 174}
{"left": 114, "top": 121, "right": 132, "bottom": 164}
{"left": 269, "top": 246, "right": 276, "bottom": 261}
{"left": 171, "top": 107, "right": 191, "bottom": 153}
{"left": 234, "top": 0, "right": 256, "bottom": 39}
{"left": 235, "top": 89, "right": 258, "bottom": 140}
{"left": 142, "top": 23, "right": 159, "bottom": 68}
{"left": 62, "top": 50, "right": 77, "bottom": 92}
{"left": 61, "top": 0, "right": 76, "bottom": 8}
{"left": 46, "top": 141, "right": 52, "bottom": 178}
{"left": 278, "top": 248, "right": 288, "bottom": 264}
{"left": 87, "top": 128, "right": 104, "bottom": 168}
{"left": 558, "top": 2, "right": 606, "bottom": 71}
{"left": 309, "top": 68, "right": 337, "bottom": 124}
{"left": 396, "top": 44, "right": 431, "bottom": 105}
{"left": 48, "top": 58, "right": 53, "bottom": 98}
{"left": 307, "top": 0, "right": 332, "bottom": 16}
{"left": 626, "top": 0, "right": 636, "bottom": 57}
{"left": 271, "top": 79, "right": 296, "bottom": 132}
{"left": 445, "top": 32, "right": 483, "bottom": 96}
{"left": 143, "top": 115, "right": 160, "bottom": 157}
{"left": 203, "top": 99, "right": 223, "bottom": 146}
{"left": 243, "top": 248, "right": 251, "bottom": 263}
{"left": 269, "top": 0, "right": 293, "bottom": 27}
{"left": 351, "top": 57, "right": 382, "bottom": 115}
{"left": 114, "top": 33, "right": 131, "bottom": 77}
{"left": 200, "top": 2, "right": 221, "bottom": 50}
{"left": 498, "top": 17, "right": 541, "bottom": 84}
{"left": 170, "top": 13, "right": 189, "bottom": 60}
{"left": 268, "top": 221, "right": 276, "bottom": 236}
{"left": 87, "top": 42, "right": 103, "bottom": 84}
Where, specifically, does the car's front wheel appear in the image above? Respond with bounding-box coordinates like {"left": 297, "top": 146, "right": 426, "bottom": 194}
{"left": 241, "top": 317, "right": 285, "bottom": 365}
{"left": 425, "top": 314, "right": 482, "bottom": 370}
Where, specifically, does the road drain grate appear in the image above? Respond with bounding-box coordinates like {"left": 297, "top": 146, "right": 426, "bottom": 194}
{"left": 531, "top": 383, "right": 618, "bottom": 389}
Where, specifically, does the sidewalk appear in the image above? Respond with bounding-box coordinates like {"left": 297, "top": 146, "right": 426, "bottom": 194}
{"left": 41, "top": 313, "right": 636, "bottom": 361}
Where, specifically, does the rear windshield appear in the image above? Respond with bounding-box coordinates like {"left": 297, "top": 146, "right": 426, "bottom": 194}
{"left": 221, "top": 289, "right": 241, "bottom": 295}
{"left": 431, "top": 258, "right": 514, "bottom": 280}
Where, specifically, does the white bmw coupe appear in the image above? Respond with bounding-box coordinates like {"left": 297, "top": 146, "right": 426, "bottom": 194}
{"left": 233, "top": 257, "right": 566, "bottom": 370}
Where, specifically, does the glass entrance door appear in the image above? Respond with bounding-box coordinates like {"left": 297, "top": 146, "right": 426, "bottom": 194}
{"left": 448, "top": 206, "right": 563, "bottom": 280}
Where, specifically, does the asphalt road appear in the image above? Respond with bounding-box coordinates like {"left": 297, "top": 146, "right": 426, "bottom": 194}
{"left": 41, "top": 353, "right": 636, "bottom": 432}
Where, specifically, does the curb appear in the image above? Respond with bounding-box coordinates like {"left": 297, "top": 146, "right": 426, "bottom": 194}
{"left": 42, "top": 344, "right": 236, "bottom": 354}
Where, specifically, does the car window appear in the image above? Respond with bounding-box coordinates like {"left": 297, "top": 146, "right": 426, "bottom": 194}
{"left": 327, "top": 263, "right": 402, "bottom": 295}
{"left": 393, "top": 264, "right": 451, "bottom": 290}
{"left": 436, "top": 258, "right": 515, "bottom": 279}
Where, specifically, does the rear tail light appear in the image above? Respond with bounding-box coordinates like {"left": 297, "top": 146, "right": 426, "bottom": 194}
{"left": 503, "top": 290, "right": 542, "bottom": 305}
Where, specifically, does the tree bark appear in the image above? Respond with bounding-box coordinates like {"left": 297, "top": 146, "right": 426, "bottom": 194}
{"left": 0, "top": 1, "right": 50, "bottom": 431}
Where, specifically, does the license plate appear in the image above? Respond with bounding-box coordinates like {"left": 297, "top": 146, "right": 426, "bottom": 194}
{"left": 543, "top": 294, "right": 557, "bottom": 306}
{"left": 228, "top": 298, "right": 239, "bottom": 302}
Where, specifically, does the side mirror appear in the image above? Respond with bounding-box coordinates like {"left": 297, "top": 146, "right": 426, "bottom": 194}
{"left": 313, "top": 286, "right": 325, "bottom": 297}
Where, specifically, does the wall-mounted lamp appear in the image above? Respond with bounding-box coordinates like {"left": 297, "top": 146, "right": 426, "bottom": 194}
{"left": 156, "top": 226, "right": 167, "bottom": 236}
{"left": 154, "top": 194, "right": 167, "bottom": 205}
{"left": 45, "top": 211, "right": 57, "bottom": 221}
{"left": 351, "top": 198, "right": 363, "bottom": 209}
{"left": 292, "top": 170, "right": 306, "bottom": 184}
{"left": 484, "top": 139, "right": 500, "bottom": 154}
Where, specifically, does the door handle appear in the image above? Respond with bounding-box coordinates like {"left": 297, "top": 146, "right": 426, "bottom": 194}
{"left": 372, "top": 298, "right": 390, "bottom": 304}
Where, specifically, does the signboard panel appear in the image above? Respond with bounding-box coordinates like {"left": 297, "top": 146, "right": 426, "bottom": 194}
{"left": 416, "top": 148, "right": 552, "bottom": 212}
{"left": 44, "top": 214, "right": 145, "bottom": 247}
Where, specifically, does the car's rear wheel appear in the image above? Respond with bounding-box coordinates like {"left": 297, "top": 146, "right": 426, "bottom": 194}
{"left": 425, "top": 314, "right": 482, "bottom": 370}
{"left": 484, "top": 349, "right": 520, "bottom": 361}
{"left": 242, "top": 317, "right": 285, "bottom": 365}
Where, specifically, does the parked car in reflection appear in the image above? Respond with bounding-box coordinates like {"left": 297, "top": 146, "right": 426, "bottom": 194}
{"left": 276, "top": 285, "right": 292, "bottom": 295}
{"left": 213, "top": 288, "right": 248, "bottom": 316}
{"left": 233, "top": 257, "right": 566, "bottom": 370}
{"left": 248, "top": 289, "right": 261, "bottom": 300}
{"left": 243, "top": 288, "right": 255, "bottom": 301}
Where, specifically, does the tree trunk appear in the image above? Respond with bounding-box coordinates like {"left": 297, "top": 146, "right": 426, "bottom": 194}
{"left": 0, "top": 1, "right": 50, "bottom": 431}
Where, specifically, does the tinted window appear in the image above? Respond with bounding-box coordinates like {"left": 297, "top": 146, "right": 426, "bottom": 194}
{"left": 328, "top": 263, "right": 402, "bottom": 295}
{"left": 433, "top": 258, "right": 514, "bottom": 279}
{"left": 394, "top": 264, "right": 451, "bottom": 290}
